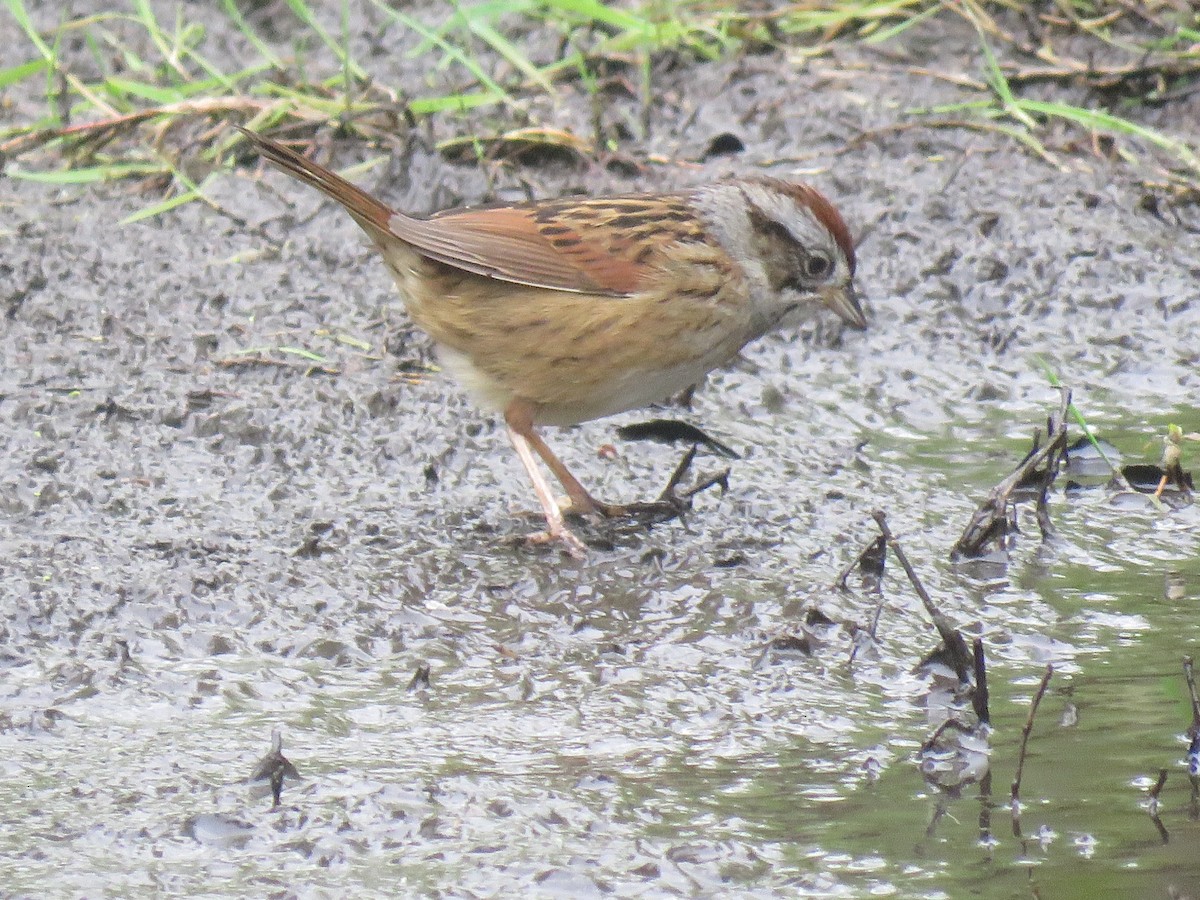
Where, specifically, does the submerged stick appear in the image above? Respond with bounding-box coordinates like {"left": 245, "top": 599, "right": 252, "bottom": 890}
{"left": 1185, "top": 657, "right": 1200, "bottom": 781}
{"left": 1148, "top": 768, "right": 1170, "bottom": 844}
{"left": 972, "top": 637, "right": 991, "bottom": 726}
{"left": 839, "top": 532, "right": 886, "bottom": 667}
{"left": 1011, "top": 664, "right": 1054, "bottom": 806}
{"left": 873, "top": 510, "right": 972, "bottom": 683}
{"left": 1185, "top": 656, "right": 1200, "bottom": 730}
{"left": 1149, "top": 768, "right": 1168, "bottom": 803}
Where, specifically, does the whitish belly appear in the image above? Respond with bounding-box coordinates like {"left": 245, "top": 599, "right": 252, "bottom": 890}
{"left": 436, "top": 345, "right": 731, "bottom": 427}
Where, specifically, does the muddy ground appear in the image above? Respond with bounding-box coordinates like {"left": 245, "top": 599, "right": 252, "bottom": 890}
{"left": 2, "top": 2, "right": 1199, "bottom": 897}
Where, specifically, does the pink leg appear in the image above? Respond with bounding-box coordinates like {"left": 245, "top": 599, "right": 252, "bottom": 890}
{"left": 505, "top": 402, "right": 588, "bottom": 557}
{"left": 519, "top": 426, "right": 611, "bottom": 517}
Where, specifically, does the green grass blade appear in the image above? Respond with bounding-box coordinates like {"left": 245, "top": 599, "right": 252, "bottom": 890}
{"left": 133, "top": 0, "right": 241, "bottom": 94}
{"left": 120, "top": 187, "right": 204, "bottom": 224}
{"left": 976, "top": 33, "right": 1037, "bottom": 129}
{"left": 220, "top": 0, "right": 283, "bottom": 69}
{"left": 340, "top": 0, "right": 351, "bottom": 110}
{"left": 1017, "top": 99, "right": 1200, "bottom": 172}
{"left": 0, "top": 57, "right": 49, "bottom": 89}
{"left": 281, "top": 0, "right": 367, "bottom": 81}
{"left": 864, "top": 3, "right": 941, "bottom": 44}
{"left": 9, "top": 162, "right": 166, "bottom": 183}
{"left": 254, "top": 82, "right": 377, "bottom": 117}
{"left": 5, "top": 0, "right": 56, "bottom": 61}
{"left": 368, "top": 0, "right": 512, "bottom": 106}
{"left": 6, "top": 0, "right": 120, "bottom": 117}
{"left": 465, "top": 18, "right": 553, "bottom": 93}
{"left": 1033, "top": 356, "right": 1140, "bottom": 497}
{"left": 541, "top": 0, "right": 649, "bottom": 34}
{"left": 130, "top": 0, "right": 187, "bottom": 81}
{"left": 407, "top": 91, "right": 506, "bottom": 115}
{"left": 278, "top": 346, "right": 328, "bottom": 362}
{"left": 103, "top": 76, "right": 186, "bottom": 105}
{"left": 177, "top": 60, "right": 274, "bottom": 97}
{"left": 410, "top": 0, "right": 538, "bottom": 56}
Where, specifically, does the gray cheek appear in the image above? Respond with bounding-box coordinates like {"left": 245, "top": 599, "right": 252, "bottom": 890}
{"left": 779, "top": 298, "right": 824, "bottom": 328}
{"left": 694, "top": 187, "right": 775, "bottom": 297}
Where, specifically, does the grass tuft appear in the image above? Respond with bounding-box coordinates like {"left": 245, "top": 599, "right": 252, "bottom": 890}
{"left": 1, "top": 0, "right": 1197, "bottom": 219}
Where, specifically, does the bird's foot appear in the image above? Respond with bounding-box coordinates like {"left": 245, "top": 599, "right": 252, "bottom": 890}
{"left": 566, "top": 445, "right": 731, "bottom": 529}
{"left": 519, "top": 524, "right": 589, "bottom": 559}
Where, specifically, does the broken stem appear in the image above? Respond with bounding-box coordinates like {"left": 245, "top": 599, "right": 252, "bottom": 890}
{"left": 1011, "top": 664, "right": 1054, "bottom": 806}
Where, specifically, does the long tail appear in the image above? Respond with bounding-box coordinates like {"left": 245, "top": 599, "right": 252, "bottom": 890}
{"left": 233, "top": 125, "right": 395, "bottom": 235}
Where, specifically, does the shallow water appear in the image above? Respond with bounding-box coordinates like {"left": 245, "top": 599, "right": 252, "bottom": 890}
{"left": 2, "top": 2, "right": 1199, "bottom": 897}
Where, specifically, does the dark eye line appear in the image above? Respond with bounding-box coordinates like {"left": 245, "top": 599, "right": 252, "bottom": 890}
{"left": 744, "top": 197, "right": 837, "bottom": 290}
{"left": 745, "top": 204, "right": 796, "bottom": 247}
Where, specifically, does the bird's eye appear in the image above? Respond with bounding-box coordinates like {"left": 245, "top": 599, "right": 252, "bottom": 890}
{"left": 803, "top": 252, "right": 833, "bottom": 280}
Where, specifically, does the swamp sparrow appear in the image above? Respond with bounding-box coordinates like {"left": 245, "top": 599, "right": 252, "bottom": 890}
{"left": 235, "top": 127, "right": 865, "bottom": 556}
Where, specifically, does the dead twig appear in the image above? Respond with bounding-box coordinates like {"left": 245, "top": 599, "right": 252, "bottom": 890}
{"left": 835, "top": 534, "right": 885, "bottom": 592}
{"left": 215, "top": 355, "right": 340, "bottom": 376}
{"left": 1148, "top": 767, "right": 1170, "bottom": 843}
{"left": 872, "top": 510, "right": 972, "bottom": 684}
{"left": 952, "top": 388, "right": 1071, "bottom": 560}
{"left": 978, "top": 769, "right": 994, "bottom": 846}
{"left": 407, "top": 663, "right": 432, "bottom": 691}
{"left": 1185, "top": 656, "right": 1200, "bottom": 734}
{"left": 247, "top": 730, "right": 300, "bottom": 809}
{"left": 840, "top": 119, "right": 1061, "bottom": 169}
{"left": 1149, "top": 768, "right": 1168, "bottom": 803}
{"left": 1184, "top": 657, "right": 1200, "bottom": 785}
{"left": 1011, "top": 664, "right": 1054, "bottom": 808}
{"left": 0, "top": 97, "right": 279, "bottom": 159}
{"left": 844, "top": 535, "right": 886, "bottom": 667}
{"left": 971, "top": 637, "right": 990, "bottom": 726}
{"left": 1002, "top": 58, "right": 1200, "bottom": 91}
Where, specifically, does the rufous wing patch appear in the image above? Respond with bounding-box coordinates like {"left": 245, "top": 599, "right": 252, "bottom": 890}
{"left": 387, "top": 194, "right": 709, "bottom": 297}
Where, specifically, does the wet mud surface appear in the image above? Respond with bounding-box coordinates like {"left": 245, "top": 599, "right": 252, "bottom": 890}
{"left": 2, "top": 3, "right": 1199, "bottom": 896}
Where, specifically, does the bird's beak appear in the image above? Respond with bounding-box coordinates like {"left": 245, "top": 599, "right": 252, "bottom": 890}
{"left": 822, "top": 284, "right": 867, "bottom": 330}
